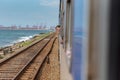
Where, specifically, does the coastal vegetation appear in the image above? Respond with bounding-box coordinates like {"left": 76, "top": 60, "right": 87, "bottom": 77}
{"left": 15, "top": 32, "right": 51, "bottom": 47}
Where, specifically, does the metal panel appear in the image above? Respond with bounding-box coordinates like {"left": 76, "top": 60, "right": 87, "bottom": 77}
{"left": 71, "top": 0, "right": 89, "bottom": 80}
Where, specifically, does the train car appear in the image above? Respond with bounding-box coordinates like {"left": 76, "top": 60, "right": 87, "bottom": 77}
{"left": 59, "top": 0, "right": 120, "bottom": 80}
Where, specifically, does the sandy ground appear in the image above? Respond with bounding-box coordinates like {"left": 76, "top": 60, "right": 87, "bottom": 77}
{"left": 38, "top": 37, "right": 60, "bottom": 80}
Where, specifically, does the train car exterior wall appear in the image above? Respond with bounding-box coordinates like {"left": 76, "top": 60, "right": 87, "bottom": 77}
{"left": 59, "top": 0, "right": 89, "bottom": 80}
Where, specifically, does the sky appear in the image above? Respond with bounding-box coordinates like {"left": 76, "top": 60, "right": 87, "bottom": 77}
{"left": 0, "top": 0, "right": 59, "bottom": 27}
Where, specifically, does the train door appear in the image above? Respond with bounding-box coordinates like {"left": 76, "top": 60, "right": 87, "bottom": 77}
{"left": 88, "top": 0, "right": 109, "bottom": 80}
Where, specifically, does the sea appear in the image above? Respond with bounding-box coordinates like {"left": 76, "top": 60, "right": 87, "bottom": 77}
{"left": 0, "top": 30, "right": 50, "bottom": 48}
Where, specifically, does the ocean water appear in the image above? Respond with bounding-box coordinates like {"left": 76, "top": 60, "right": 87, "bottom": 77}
{"left": 0, "top": 30, "right": 50, "bottom": 48}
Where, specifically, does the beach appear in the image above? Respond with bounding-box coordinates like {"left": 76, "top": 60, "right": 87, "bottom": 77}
{"left": 0, "top": 32, "right": 52, "bottom": 60}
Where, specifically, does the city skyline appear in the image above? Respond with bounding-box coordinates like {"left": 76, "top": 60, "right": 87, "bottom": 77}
{"left": 0, "top": 24, "right": 55, "bottom": 30}
{"left": 0, "top": 0, "right": 59, "bottom": 27}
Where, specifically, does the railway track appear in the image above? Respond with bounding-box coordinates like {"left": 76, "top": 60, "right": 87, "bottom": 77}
{"left": 0, "top": 33, "right": 56, "bottom": 80}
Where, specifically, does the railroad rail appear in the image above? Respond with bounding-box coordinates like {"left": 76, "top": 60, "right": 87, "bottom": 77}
{"left": 0, "top": 33, "right": 56, "bottom": 80}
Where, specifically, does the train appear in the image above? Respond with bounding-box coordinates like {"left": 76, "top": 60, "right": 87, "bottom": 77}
{"left": 59, "top": 0, "right": 120, "bottom": 80}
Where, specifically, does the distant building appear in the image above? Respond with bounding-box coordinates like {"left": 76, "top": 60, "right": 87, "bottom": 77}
{"left": 0, "top": 25, "right": 49, "bottom": 30}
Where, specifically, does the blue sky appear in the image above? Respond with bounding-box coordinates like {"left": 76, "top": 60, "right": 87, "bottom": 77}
{"left": 0, "top": 0, "right": 59, "bottom": 27}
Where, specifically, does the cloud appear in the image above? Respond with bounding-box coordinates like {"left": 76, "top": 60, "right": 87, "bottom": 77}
{"left": 39, "top": 0, "right": 59, "bottom": 7}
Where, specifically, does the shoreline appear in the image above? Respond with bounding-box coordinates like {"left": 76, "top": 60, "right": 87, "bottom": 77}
{"left": 0, "top": 32, "right": 52, "bottom": 60}
{"left": 0, "top": 30, "right": 53, "bottom": 49}
{"left": 0, "top": 29, "right": 52, "bottom": 30}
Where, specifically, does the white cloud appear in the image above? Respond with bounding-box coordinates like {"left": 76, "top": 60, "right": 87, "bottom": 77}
{"left": 39, "top": 0, "right": 59, "bottom": 7}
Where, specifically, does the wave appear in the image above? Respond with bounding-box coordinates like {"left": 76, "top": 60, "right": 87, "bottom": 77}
{"left": 1, "top": 34, "right": 37, "bottom": 48}
{"left": 12, "top": 35, "right": 33, "bottom": 44}
{"left": 0, "top": 30, "right": 49, "bottom": 48}
{"left": 1, "top": 43, "right": 13, "bottom": 48}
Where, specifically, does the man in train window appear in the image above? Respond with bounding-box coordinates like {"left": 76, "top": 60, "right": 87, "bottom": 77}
{"left": 55, "top": 25, "right": 61, "bottom": 33}
{"left": 55, "top": 25, "right": 64, "bottom": 44}
{"left": 55, "top": 25, "right": 61, "bottom": 37}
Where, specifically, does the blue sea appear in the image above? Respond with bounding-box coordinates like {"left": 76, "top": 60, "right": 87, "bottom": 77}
{"left": 0, "top": 30, "right": 50, "bottom": 48}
